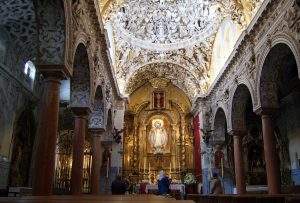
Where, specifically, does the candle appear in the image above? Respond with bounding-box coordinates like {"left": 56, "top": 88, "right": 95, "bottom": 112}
{"left": 144, "top": 158, "right": 146, "bottom": 173}
{"left": 106, "top": 157, "right": 109, "bottom": 178}
{"left": 117, "top": 166, "right": 120, "bottom": 175}
{"left": 139, "top": 161, "right": 141, "bottom": 172}
{"left": 149, "top": 162, "right": 150, "bottom": 173}
{"left": 169, "top": 162, "right": 172, "bottom": 178}
{"left": 210, "top": 160, "right": 212, "bottom": 177}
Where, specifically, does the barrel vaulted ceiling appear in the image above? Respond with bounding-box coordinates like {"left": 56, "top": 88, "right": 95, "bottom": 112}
{"left": 98, "top": 0, "right": 263, "bottom": 102}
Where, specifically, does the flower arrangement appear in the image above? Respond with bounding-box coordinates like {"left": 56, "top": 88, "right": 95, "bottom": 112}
{"left": 183, "top": 173, "right": 196, "bottom": 185}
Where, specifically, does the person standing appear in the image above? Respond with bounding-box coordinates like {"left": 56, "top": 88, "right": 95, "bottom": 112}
{"left": 210, "top": 173, "right": 223, "bottom": 194}
{"left": 111, "top": 175, "right": 127, "bottom": 195}
{"left": 157, "top": 170, "right": 170, "bottom": 195}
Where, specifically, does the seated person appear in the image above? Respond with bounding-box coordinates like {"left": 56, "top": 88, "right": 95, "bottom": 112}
{"left": 157, "top": 170, "right": 170, "bottom": 195}
{"left": 111, "top": 175, "right": 127, "bottom": 195}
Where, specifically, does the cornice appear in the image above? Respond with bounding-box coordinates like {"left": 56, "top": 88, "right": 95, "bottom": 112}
{"left": 85, "top": 1, "right": 124, "bottom": 101}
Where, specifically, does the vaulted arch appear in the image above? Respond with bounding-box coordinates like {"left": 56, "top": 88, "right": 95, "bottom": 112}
{"left": 71, "top": 43, "right": 91, "bottom": 107}
{"left": 212, "top": 107, "right": 228, "bottom": 142}
{"left": 230, "top": 84, "right": 254, "bottom": 132}
{"left": 258, "top": 43, "right": 299, "bottom": 110}
{"left": 89, "top": 85, "right": 105, "bottom": 129}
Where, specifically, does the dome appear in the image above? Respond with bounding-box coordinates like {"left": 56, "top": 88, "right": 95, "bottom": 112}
{"left": 112, "top": 0, "right": 220, "bottom": 51}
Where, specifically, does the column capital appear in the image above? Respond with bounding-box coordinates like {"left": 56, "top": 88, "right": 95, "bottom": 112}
{"left": 228, "top": 130, "right": 246, "bottom": 137}
{"left": 37, "top": 64, "right": 70, "bottom": 79}
{"left": 254, "top": 107, "right": 278, "bottom": 116}
{"left": 71, "top": 107, "right": 91, "bottom": 118}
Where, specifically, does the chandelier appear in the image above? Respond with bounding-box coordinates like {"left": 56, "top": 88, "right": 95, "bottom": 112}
{"left": 112, "top": 0, "right": 221, "bottom": 51}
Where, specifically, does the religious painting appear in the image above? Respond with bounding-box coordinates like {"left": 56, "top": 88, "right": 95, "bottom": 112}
{"left": 153, "top": 91, "right": 165, "bottom": 109}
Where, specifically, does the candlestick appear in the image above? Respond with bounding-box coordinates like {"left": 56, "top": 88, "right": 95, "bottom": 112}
{"left": 106, "top": 157, "right": 109, "bottom": 178}
{"left": 221, "top": 157, "right": 224, "bottom": 178}
{"left": 144, "top": 158, "right": 146, "bottom": 173}
{"left": 139, "top": 161, "right": 141, "bottom": 172}
{"left": 169, "top": 162, "right": 172, "bottom": 178}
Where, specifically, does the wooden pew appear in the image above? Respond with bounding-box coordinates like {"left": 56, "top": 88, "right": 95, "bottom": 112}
{"left": 0, "top": 195, "right": 195, "bottom": 203}
{"left": 187, "top": 194, "right": 300, "bottom": 203}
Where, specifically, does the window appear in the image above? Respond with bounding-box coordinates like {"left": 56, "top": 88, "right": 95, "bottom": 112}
{"left": 24, "top": 60, "right": 36, "bottom": 81}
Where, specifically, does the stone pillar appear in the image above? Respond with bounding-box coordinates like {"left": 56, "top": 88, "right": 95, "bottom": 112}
{"left": 260, "top": 111, "right": 281, "bottom": 194}
{"left": 70, "top": 107, "right": 90, "bottom": 195}
{"left": 231, "top": 131, "right": 246, "bottom": 194}
{"left": 90, "top": 129, "right": 104, "bottom": 195}
{"left": 32, "top": 68, "right": 65, "bottom": 195}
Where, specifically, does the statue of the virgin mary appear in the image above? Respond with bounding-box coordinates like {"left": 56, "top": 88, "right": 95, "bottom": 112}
{"left": 149, "top": 119, "right": 168, "bottom": 154}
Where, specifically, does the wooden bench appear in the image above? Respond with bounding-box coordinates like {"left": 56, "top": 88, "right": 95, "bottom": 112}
{"left": 0, "top": 195, "right": 195, "bottom": 203}
{"left": 8, "top": 187, "right": 32, "bottom": 197}
{"left": 187, "top": 194, "right": 300, "bottom": 203}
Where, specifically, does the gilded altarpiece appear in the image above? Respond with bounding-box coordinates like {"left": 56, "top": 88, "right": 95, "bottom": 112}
{"left": 123, "top": 79, "right": 194, "bottom": 183}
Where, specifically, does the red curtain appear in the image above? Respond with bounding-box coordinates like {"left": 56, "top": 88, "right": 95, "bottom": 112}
{"left": 193, "top": 114, "right": 202, "bottom": 182}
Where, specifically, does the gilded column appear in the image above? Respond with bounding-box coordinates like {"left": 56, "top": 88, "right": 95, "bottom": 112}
{"left": 70, "top": 107, "right": 90, "bottom": 195}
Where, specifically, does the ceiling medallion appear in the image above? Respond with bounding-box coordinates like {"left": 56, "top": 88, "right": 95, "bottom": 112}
{"left": 112, "top": 0, "right": 221, "bottom": 51}
{"left": 150, "top": 77, "right": 170, "bottom": 89}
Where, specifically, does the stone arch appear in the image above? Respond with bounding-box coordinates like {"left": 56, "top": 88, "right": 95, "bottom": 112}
{"left": 257, "top": 41, "right": 300, "bottom": 186}
{"left": 71, "top": 32, "right": 91, "bottom": 69}
{"left": 70, "top": 43, "right": 91, "bottom": 107}
{"left": 257, "top": 43, "right": 299, "bottom": 109}
{"left": 89, "top": 85, "right": 105, "bottom": 129}
{"left": 229, "top": 84, "right": 254, "bottom": 132}
{"left": 8, "top": 103, "right": 36, "bottom": 187}
{"left": 271, "top": 34, "right": 300, "bottom": 78}
{"left": 229, "top": 83, "right": 267, "bottom": 185}
{"left": 212, "top": 107, "right": 228, "bottom": 142}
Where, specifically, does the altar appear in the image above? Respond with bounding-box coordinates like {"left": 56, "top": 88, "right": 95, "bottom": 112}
{"left": 145, "top": 184, "right": 185, "bottom": 194}
{"left": 122, "top": 79, "right": 195, "bottom": 183}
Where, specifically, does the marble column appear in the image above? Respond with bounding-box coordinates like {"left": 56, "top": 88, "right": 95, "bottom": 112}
{"left": 32, "top": 68, "right": 65, "bottom": 195}
{"left": 231, "top": 131, "right": 246, "bottom": 194}
{"left": 260, "top": 112, "right": 281, "bottom": 194}
{"left": 70, "top": 107, "right": 90, "bottom": 195}
{"left": 90, "top": 129, "right": 104, "bottom": 195}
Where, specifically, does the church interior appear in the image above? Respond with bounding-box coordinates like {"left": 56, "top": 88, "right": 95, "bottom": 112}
{"left": 0, "top": 0, "right": 300, "bottom": 202}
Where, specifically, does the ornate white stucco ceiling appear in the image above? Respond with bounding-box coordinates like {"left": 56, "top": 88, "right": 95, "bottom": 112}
{"left": 99, "top": 0, "right": 263, "bottom": 102}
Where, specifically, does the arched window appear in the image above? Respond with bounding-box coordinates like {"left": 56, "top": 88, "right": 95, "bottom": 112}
{"left": 24, "top": 60, "right": 36, "bottom": 81}
{"left": 210, "top": 18, "right": 242, "bottom": 82}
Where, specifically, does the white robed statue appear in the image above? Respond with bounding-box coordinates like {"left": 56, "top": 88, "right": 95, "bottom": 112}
{"left": 149, "top": 119, "right": 168, "bottom": 154}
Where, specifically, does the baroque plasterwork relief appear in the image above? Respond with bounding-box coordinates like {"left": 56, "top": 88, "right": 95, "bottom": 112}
{"left": 195, "top": 0, "right": 300, "bottom": 132}
{"left": 0, "top": 0, "right": 37, "bottom": 67}
{"left": 125, "top": 63, "right": 202, "bottom": 100}
{"left": 70, "top": 0, "right": 122, "bottom": 129}
{"left": 100, "top": 0, "right": 263, "bottom": 99}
